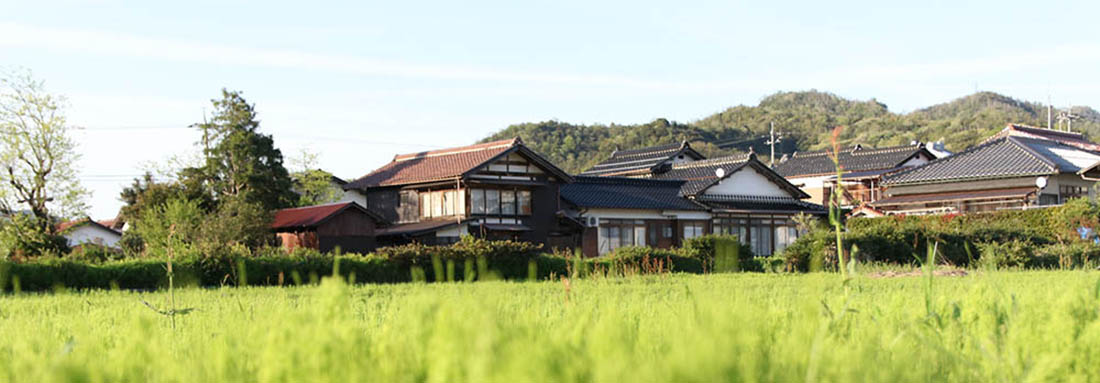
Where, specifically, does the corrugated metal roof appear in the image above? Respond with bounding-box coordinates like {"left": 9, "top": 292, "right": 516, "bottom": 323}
{"left": 375, "top": 219, "right": 466, "bottom": 237}
{"left": 271, "top": 202, "right": 380, "bottom": 230}
{"left": 561, "top": 176, "right": 704, "bottom": 211}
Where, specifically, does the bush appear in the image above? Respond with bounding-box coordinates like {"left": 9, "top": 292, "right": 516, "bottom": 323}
{"left": 603, "top": 246, "right": 702, "bottom": 274}
{"left": 681, "top": 235, "right": 754, "bottom": 271}
{"left": 781, "top": 200, "right": 1100, "bottom": 270}
{"left": 977, "top": 240, "right": 1035, "bottom": 269}
{"left": 1036, "top": 243, "right": 1100, "bottom": 269}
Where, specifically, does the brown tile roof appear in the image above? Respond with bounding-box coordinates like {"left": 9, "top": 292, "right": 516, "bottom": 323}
{"left": 57, "top": 218, "right": 122, "bottom": 235}
{"left": 345, "top": 137, "right": 572, "bottom": 189}
{"left": 271, "top": 202, "right": 381, "bottom": 231}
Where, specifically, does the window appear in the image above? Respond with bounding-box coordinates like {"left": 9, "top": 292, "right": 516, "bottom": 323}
{"left": 486, "top": 190, "right": 501, "bottom": 214}
{"left": 469, "top": 188, "right": 531, "bottom": 216}
{"left": 597, "top": 219, "right": 647, "bottom": 255}
{"left": 443, "top": 191, "right": 455, "bottom": 216}
{"left": 431, "top": 192, "right": 443, "bottom": 217}
{"left": 501, "top": 190, "right": 516, "bottom": 215}
{"left": 421, "top": 193, "right": 431, "bottom": 218}
{"left": 750, "top": 219, "right": 772, "bottom": 256}
{"left": 419, "top": 189, "right": 464, "bottom": 219}
{"left": 518, "top": 191, "right": 532, "bottom": 215}
{"left": 682, "top": 222, "right": 705, "bottom": 239}
{"left": 471, "top": 189, "right": 486, "bottom": 214}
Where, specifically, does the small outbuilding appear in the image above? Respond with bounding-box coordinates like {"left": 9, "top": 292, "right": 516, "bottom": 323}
{"left": 271, "top": 202, "right": 383, "bottom": 254}
{"left": 57, "top": 218, "right": 123, "bottom": 248}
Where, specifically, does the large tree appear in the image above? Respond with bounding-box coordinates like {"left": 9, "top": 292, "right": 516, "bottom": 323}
{"left": 184, "top": 89, "right": 295, "bottom": 212}
{"left": 0, "top": 69, "right": 88, "bottom": 232}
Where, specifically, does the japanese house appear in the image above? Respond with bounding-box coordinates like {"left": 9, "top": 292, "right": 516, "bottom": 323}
{"left": 773, "top": 143, "right": 937, "bottom": 207}
{"left": 342, "top": 138, "right": 575, "bottom": 247}
{"left": 577, "top": 142, "right": 824, "bottom": 256}
{"left": 561, "top": 177, "right": 709, "bottom": 256}
{"left": 57, "top": 218, "right": 123, "bottom": 248}
{"left": 651, "top": 153, "right": 825, "bottom": 256}
{"left": 874, "top": 131, "right": 1100, "bottom": 215}
{"left": 271, "top": 202, "right": 384, "bottom": 253}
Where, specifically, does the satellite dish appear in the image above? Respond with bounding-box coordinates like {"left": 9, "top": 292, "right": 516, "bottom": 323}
{"left": 715, "top": 168, "right": 726, "bottom": 178}
{"left": 1036, "top": 176, "right": 1048, "bottom": 189}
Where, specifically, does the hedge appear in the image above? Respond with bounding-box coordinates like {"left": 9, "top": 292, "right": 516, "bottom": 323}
{"left": 0, "top": 235, "right": 753, "bottom": 292}
{"left": 782, "top": 198, "right": 1100, "bottom": 270}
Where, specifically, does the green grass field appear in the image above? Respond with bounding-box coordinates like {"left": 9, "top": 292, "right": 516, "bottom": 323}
{"left": 3, "top": 271, "right": 1100, "bottom": 382}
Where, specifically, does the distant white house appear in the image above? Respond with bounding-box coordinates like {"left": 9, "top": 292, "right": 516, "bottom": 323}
{"left": 57, "top": 218, "right": 123, "bottom": 248}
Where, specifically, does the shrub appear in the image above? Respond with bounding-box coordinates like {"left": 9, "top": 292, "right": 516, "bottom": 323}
{"left": 681, "top": 235, "right": 754, "bottom": 271}
{"left": 977, "top": 240, "right": 1035, "bottom": 269}
{"left": 1036, "top": 243, "right": 1100, "bottom": 269}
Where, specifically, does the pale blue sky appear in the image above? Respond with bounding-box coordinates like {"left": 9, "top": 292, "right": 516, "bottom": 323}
{"left": 2, "top": 0, "right": 1098, "bottom": 218}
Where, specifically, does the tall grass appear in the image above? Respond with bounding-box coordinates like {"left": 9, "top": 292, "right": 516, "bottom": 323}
{"left": 3, "top": 272, "right": 1100, "bottom": 381}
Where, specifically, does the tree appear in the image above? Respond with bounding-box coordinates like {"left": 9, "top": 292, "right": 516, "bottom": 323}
{"left": 289, "top": 149, "right": 344, "bottom": 207}
{"left": 0, "top": 69, "right": 88, "bottom": 232}
{"left": 185, "top": 89, "right": 296, "bottom": 212}
{"left": 118, "top": 172, "right": 209, "bottom": 225}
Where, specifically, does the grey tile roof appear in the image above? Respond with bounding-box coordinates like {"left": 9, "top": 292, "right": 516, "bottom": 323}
{"left": 884, "top": 136, "right": 1100, "bottom": 185}
{"left": 774, "top": 144, "right": 931, "bottom": 178}
{"left": 561, "top": 176, "right": 705, "bottom": 211}
{"left": 649, "top": 153, "right": 752, "bottom": 195}
{"left": 580, "top": 141, "right": 705, "bottom": 176}
{"left": 649, "top": 154, "right": 809, "bottom": 199}
{"left": 695, "top": 195, "right": 826, "bottom": 213}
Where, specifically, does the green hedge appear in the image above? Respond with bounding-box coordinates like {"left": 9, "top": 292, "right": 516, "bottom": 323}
{"left": 782, "top": 199, "right": 1100, "bottom": 270}
{"left": 0, "top": 234, "right": 758, "bottom": 292}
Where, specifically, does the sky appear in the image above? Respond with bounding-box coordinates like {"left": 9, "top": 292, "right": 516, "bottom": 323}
{"left": 2, "top": 0, "right": 1099, "bottom": 219}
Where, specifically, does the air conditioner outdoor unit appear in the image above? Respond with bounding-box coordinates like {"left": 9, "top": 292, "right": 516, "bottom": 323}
{"left": 586, "top": 217, "right": 598, "bottom": 227}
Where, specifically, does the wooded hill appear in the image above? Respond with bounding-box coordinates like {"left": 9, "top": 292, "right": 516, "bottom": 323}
{"left": 480, "top": 91, "right": 1100, "bottom": 173}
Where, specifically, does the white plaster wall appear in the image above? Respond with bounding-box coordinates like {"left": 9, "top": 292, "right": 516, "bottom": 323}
{"left": 436, "top": 224, "right": 469, "bottom": 238}
{"left": 704, "top": 167, "right": 791, "bottom": 197}
{"left": 340, "top": 189, "right": 368, "bottom": 207}
{"left": 66, "top": 226, "right": 121, "bottom": 248}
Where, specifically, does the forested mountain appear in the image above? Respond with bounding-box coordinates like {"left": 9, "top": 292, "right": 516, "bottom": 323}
{"left": 480, "top": 91, "right": 1100, "bottom": 174}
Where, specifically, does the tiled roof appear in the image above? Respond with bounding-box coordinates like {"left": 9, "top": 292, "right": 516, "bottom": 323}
{"left": 695, "top": 195, "right": 825, "bottom": 213}
{"left": 774, "top": 144, "right": 930, "bottom": 177}
{"left": 873, "top": 187, "right": 1035, "bottom": 206}
{"left": 375, "top": 219, "right": 466, "bottom": 237}
{"left": 988, "top": 124, "right": 1100, "bottom": 152}
{"left": 57, "top": 218, "right": 122, "bottom": 235}
{"left": 885, "top": 136, "right": 1100, "bottom": 186}
{"left": 580, "top": 141, "right": 704, "bottom": 176}
{"left": 345, "top": 138, "right": 520, "bottom": 189}
{"left": 561, "top": 176, "right": 705, "bottom": 211}
{"left": 650, "top": 153, "right": 752, "bottom": 195}
{"left": 271, "top": 202, "right": 381, "bottom": 230}
{"left": 649, "top": 154, "right": 808, "bottom": 199}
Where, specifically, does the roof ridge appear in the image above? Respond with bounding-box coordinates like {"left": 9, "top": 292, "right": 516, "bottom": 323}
{"left": 671, "top": 153, "right": 749, "bottom": 169}
{"left": 276, "top": 201, "right": 354, "bottom": 211}
{"left": 392, "top": 138, "right": 518, "bottom": 162}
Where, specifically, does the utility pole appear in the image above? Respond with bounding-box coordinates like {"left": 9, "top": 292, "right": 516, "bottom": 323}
{"left": 1047, "top": 95, "right": 1053, "bottom": 130}
{"left": 766, "top": 121, "right": 782, "bottom": 167}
